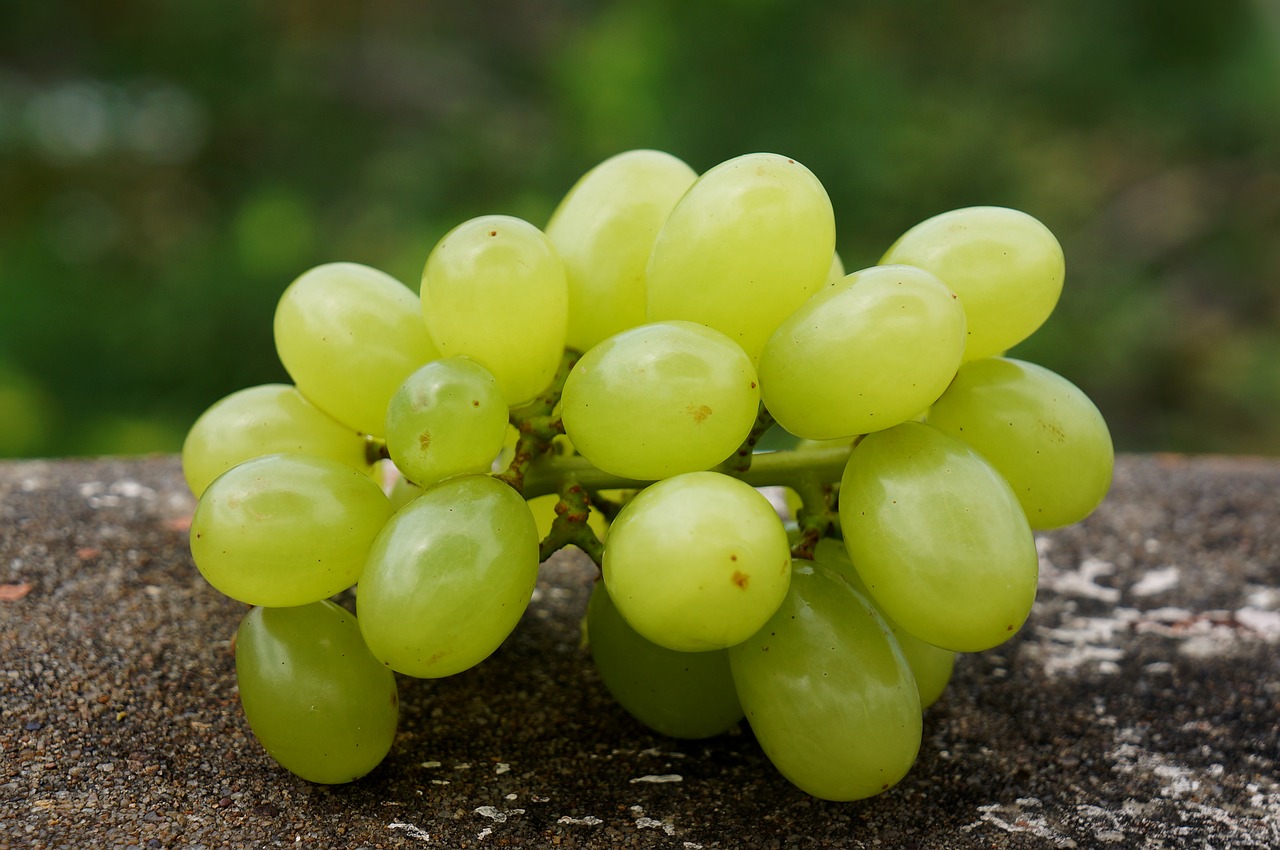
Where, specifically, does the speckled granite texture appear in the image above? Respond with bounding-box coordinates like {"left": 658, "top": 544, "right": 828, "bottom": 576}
{"left": 1, "top": 454, "right": 1278, "bottom": 849}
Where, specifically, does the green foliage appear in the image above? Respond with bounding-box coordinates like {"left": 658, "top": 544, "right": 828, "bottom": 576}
{"left": 1, "top": 0, "right": 1277, "bottom": 456}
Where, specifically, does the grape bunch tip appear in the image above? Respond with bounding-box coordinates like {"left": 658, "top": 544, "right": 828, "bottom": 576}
{"left": 182, "top": 148, "right": 1114, "bottom": 798}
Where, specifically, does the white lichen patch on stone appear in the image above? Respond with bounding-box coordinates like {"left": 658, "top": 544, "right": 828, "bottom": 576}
{"left": 557, "top": 815, "right": 603, "bottom": 826}
{"left": 1023, "top": 597, "right": 1280, "bottom": 676}
{"left": 635, "top": 816, "right": 677, "bottom": 835}
{"left": 78, "top": 479, "right": 158, "bottom": 509}
{"left": 474, "top": 805, "right": 525, "bottom": 823}
{"left": 387, "top": 821, "right": 432, "bottom": 841}
{"left": 961, "top": 797, "right": 1079, "bottom": 848}
{"left": 630, "top": 774, "right": 683, "bottom": 784}
{"left": 1039, "top": 555, "right": 1121, "bottom": 602}
{"left": 1130, "top": 566, "right": 1180, "bottom": 597}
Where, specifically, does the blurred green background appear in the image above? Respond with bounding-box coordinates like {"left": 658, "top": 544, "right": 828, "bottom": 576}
{"left": 1, "top": 0, "right": 1278, "bottom": 459}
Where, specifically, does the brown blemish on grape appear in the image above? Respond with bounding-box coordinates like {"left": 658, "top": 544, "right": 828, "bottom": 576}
{"left": 419, "top": 431, "right": 431, "bottom": 452}
{"left": 472, "top": 400, "right": 481, "bottom": 407}
{"left": 488, "top": 230, "right": 497, "bottom": 237}
{"left": 687, "top": 404, "right": 712, "bottom": 423}
{"left": 732, "top": 570, "right": 749, "bottom": 589}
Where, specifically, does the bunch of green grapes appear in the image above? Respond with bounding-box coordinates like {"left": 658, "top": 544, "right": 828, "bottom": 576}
{"left": 182, "top": 149, "right": 1113, "bottom": 799}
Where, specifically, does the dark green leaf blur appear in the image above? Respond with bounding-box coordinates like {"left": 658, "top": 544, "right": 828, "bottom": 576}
{"left": 2, "top": 0, "right": 1278, "bottom": 457}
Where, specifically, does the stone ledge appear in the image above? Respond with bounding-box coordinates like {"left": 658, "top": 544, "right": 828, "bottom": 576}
{"left": 1, "top": 454, "right": 1277, "bottom": 848}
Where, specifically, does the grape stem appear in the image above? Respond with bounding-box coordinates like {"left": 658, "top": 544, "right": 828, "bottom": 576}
{"left": 723, "top": 403, "right": 776, "bottom": 474}
{"left": 499, "top": 348, "right": 853, "bottom": 568}
{"left": 536, "top": 479, "right": 605, "bottom": 567}
{"left": 496, "top": 349, "right": 580, "bottom": 494}
{"left": 519, "top": 444, "right": 853, "bottom": 500}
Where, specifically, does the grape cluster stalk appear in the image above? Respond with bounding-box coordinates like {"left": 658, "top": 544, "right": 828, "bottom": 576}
{"left": 182, "top": 149, "right": 1114, "bottom": 799}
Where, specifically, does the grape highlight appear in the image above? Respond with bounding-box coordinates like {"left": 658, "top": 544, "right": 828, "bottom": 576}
{"left": 183, "top": 148, "right": 1112, "bottom": 798}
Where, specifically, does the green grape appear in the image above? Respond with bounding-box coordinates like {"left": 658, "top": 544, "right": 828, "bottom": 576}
{"left": 824, "top": 250, "right": 846, "bottom": 286}
{"left": 421, "top": 215, "right": 568, "bottom": 406}
{"left": 546, "top": 150, "right": 698, "bottom": 352}
{"left": 646, "top": 152, "right": 836, "bottom": 363}
{"left": 190, "top": 454, "right": 391, "bottom": 607}
{"left": 274, "top": 262, "right": 440, "bottom": 437}
{"left": 602, "top": 471, "right": 791, "bottom": 652}
{"left": 759, "top": 264, "right": 966, "bottom": 440}
{"left": 235, "top": 601, "right": 398, "bottom": 785}
{"left": 387, "top": 471, "right": 423, "bottom": 512}
{"left": 560, "top": 321, "right": 759, "bottom": 480}
{"left": 384, "top": 357, "right": 509, "bottom": 489}
{"left": 181, "top": 383, "right": 372, "bottom": 498}
{"left": 880, "top": 206, "right": 1064, "bottom": 362}
{"left": 587, "top": 581, "right": 743, "bottom": 739}
{"left": 812, "top": 538, "right": 955, "bottom": 709}
{"left": 838, "top": 421, "right": 1038, "bottom": 652}
{"left": 729, "top": 561, "right": 921, "bottom": 801}
{"left": 926, "top": 357, "right": 1113, "bottom": 530}
{"left": 358, "top": 474, "right": 539, "bottom": 678}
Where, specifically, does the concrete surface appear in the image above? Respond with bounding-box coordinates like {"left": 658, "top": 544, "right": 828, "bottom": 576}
{"left": 1, "top": 453, "right": 1277, "bottom": 849}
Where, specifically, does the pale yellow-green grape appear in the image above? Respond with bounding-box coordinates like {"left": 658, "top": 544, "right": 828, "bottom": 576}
{"left": 421, "top": 215, "right": 568, "bottom": 406}
{"left": 759, "top": 265, "right": 966, "bottom": 440}
{"left": 190, "top": 454, "right": 392, "bottom": 607}
{"left": 812, "top": 537, "right": 955, "bottom": 709}
{"left": 838, "top": 421, "right": 1038, "bottom": 652}
{"left": 646, "top": 152, "right": 836, "bottom": 363}
{"left": 825, "top": 250, "right": 846, "bottom": 286}
{"left": 274, "top": 263, "right": 440, "bottom": 437}
{"left": 387, "top": 471, "right": 423, "bottom": 512}
{"left": 926, "top": 357, "right": 1113, "bottom": 529}
{"left": 880, "top": 206, "right": 1064, "bottom": 361}
{"left": 384, "top": 357, "right": 509, "bottom": 489}
{"left": 728, "top": 561, "right": 921, "bottom": 801}
{"left": 546, "top": 150, "right": 697, "bottom": 352}
{"left": 560, "top": 321, "right": 759, "bottom": 480}
{"left": 587, "top": 581, "right": 743, "bottom": 739}
{"left": 235, "top": 601, "right": 398, "bottom": 785}
{"left": 357, "top": 474, "right": 539, "bottom": 677}
{"left": 181, "top": 383, "right": 372, "bottom": 498}
{"left": 602, "top": 471, "right": 791, "bottom": 652}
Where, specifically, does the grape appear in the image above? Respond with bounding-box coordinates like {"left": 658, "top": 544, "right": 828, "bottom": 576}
{"left": 838, "top": 421, "right": 1038, "bottom": 652}
{"left": 926, "top": 357, "right": 1114, "bottom": 529}
{"left": 387, "top": 470, "right": 424, "bottom": 512}
{"left": 560, "top": 320, "right": 760, "bottom": 481}
{"left": 602, "top": 471, "right": 791, "bottom": 652}
{"left": 274, "top": 262, "right": 440, "bottom": 437}
{"left": 181, "top": 147, "right": 1112, "bottom": 802}
{"left": 546, "top": 150, "right": 698, "bottom": 352}
{"left": 190, "top": 454, "right": 392, "bottom": 607}
{"left": 880, "top": 206, "right": 1064, "bottom": 361}
{"left": 729, "top": 561, "right": 922, "bottom": 801}
{"left": 646, "top": 152, "right": 836, "bottom": 363}
{"left": 587, "top": 581, "right": 743, "bottom": 739}
{"left": 759, "top": 264, "right": 966, "bottom": 440}
{"left": 812, "top": 537, "right": 955, "bottom": 709}
{"left": 181, "top": 383, "right": 372, "bottom": 498}
{"left": 235, "top": 601, "right": 398, "bottom": 785}
{"left": 358, "top": 474, "right": 539, "bottom": 678}
{"left": 421, "top": 215, "right": 568, "bottom": 406}
{"left": 384, "top": 357, "right": 509, "bottom": 489}
{"left": 824, "top": 250, "right": 846, "bottom": 286}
